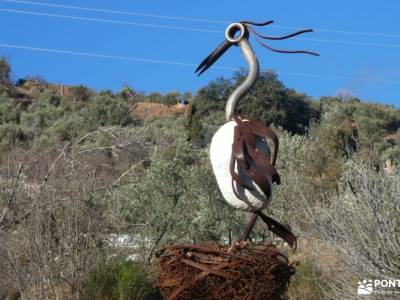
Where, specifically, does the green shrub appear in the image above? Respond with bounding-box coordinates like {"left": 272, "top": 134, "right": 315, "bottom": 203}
{"left": 287, "top": 260, "right": 326, "bottom": 300}
{"left": 70, "top": 84, "right": 92, "bottom": 101}
{"left": 0, "top": 96, "right": 21, "bottom": 124}
{"left": 186, "top": 70, "right": 318, "bottom": 145}
{"left": 0, "top": 57, "right": 11, "bottom": 84}
{"left": 115, "top": 86, "right": 136, "bottom": 101}
{"left": 33, "top": 114, "right": 86, "bottom": 148}
{"left": 85, "top": 95, "right": 133, "bottom": 128}
{"left": 20, "top": 90, "right": 64, "bottom": 130}
{"left": 0, "top": 123, "right": 33, "bottom": 152}
{"left": 82, "top": 260, "right": 161, "bottom": 300}
{"left": 161, "top": 91, "right": 180, "bottom": 105}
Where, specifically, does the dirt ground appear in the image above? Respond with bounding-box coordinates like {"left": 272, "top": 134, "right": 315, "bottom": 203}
{"left": 131, "top": 102, "right": 189, "bottom": 120}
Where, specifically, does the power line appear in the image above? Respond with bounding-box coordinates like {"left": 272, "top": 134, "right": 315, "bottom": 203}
{"left": 0, "top": 42, "right": 231, "bottom": 69}
{"left": 2, "top": 8, "right": 400, "bottom": 49}
{"left": 1, "top": 0, "right": 229, "bottom": 24}
{"left": 0, "top": 8, "right": 223, "bottom": 34}
{"left": 1, "top": 42, "right": 399, "bottom": 84}
{"left": 2, "top": 0, "right": 400, "bottom": 38}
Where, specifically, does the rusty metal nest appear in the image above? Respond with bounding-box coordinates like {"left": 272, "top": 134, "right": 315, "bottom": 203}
{"left": 155, "top": 241, "right": 296, "bottom": 300}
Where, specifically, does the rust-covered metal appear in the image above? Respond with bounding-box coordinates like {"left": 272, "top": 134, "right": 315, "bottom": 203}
{"left": 155, "top": 242, "right": 296, "bottom": 300}
{"left": 230, "top": 115, "right": 280, "bottom": 199}
{"left": 231, "top": 115, "right": 297, "bottom": 248}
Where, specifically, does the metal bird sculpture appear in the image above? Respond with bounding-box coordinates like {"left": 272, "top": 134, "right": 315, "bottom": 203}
{"left": 196, "top": 20, "right": 318, "bottom": 249}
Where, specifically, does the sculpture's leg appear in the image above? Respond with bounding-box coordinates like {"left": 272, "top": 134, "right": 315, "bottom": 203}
{"left": 240, "top": 214, "right": 258, "bottom": 241}
{"left": 255, "top": 211, "right": 297, "bottom": 249}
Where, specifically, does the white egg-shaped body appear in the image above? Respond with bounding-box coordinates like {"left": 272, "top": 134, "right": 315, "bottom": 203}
{"left": 210, "top": 120, "right": 272, "bottom": 212}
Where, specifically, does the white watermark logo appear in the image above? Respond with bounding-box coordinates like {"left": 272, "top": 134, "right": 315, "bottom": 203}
{"left": 357, "top": 279, "right": 400, "bottom": 296}
{"left": 358, "top": 279, "right": 373, "bottom": 295}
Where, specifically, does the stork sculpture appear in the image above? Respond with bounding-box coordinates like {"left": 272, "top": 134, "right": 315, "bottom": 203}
{"left": 196, "top": 20, "right": 318, "bottom": 249}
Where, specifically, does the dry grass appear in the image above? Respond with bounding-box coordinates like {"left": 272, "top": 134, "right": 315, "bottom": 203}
{"left": 131, "top": 102, "right": 188, "bottom": 120}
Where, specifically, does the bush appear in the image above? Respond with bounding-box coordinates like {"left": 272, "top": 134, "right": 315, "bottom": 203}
{"left": 161, "top": 91, "right": 180, "bottom": 105}
{"left": 0, "top": 123, "right": 33, "bottom": 153}
{"left": 82, "top": 260, "right": 161, "bottom": 300}
{"left": 85, "top": 95, "right": 133, "bottom": 128}
{"left": 0, "top": 57, "right": 11, "bottom": 84}
{"left": 0, "top": 95, "right": 21, "bottom": 124}
{"left": 236, "top": 70, "right": 317, "bottom": 134}
{"left": 318, "top": 97, "right": 400, "bottom": 157}
{"left": 34, "top": 114, "right": 86, "bottom": 148}
{"left": 70, "top": 85, "right": 92, "bottom": 101}
{"left": 116, "top": 86, "right": 135, "bottom": 101}
{"left": 20, "top": 90, "right": 64, "bottom": 131}
{"left": 273, "top": 151, "right": 400, "bottom": 299}
{"left": 186, "top": 71, "right": 318, "bottom": 146}
{"left": 313, "top": 159, "right": 400, "bottom": 298}
{"left": 287, "top": 260, "right": 326, "bottom": 300}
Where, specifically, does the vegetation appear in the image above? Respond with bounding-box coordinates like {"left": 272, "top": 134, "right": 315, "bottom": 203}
{"left": 186, "top": 70, "right": 319, "bottom": 146}
{"left": 0, "top": 58, "right": 11, "bottom": 84}
{"left": 0, "top": 58, "right": 399, "bottom": 299}
{"left": 82, "top": 260, "right": 161, "bottom": 300}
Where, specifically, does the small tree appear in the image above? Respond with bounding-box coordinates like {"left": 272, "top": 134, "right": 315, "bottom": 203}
{"left": 0, "top": 58, "right": 11, "bottom": 84}
{"left": 70, "top": 85, "right": 92, "bottom": 102}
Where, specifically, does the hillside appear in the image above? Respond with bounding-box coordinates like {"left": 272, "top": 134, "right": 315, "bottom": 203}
{"left": 0, "top": 58, "right": 399, "bottom": 299}
{"left": 131, "top": 101, "right": 188, "bottom": 120}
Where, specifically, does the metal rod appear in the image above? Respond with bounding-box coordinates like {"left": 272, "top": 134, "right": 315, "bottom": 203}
{"left": 239, "top": 214, "right": 258, "bottom": 241}
{"left": 225, "top": 38, "right": 259, "bottom": 121}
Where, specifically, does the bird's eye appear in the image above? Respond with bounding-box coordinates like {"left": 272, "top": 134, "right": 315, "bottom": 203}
{"left": 225, "top": 23, "right": 246, "bottom": 43}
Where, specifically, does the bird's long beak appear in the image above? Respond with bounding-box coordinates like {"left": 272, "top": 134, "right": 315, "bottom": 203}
{"left": 195, "top": 39, "right": 232, "bottom": 76}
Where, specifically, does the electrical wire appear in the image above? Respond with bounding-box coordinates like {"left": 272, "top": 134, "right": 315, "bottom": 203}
{"left": 1, "top": 8, "right": 400, "bottom": 49}
{"left": 1, "top": 42, "right": 399, "bottom": 84}
{"left": 1, "top": 0, "right": 400, "bottom": 38}
{"left": 1, "top": 0, "right": 230, "bottom": 24}
{"left": 0, "top": 43, "right": 232, "bottom": 69}
{"left": 0, "top": 8, "right": 223, "bottom": 34}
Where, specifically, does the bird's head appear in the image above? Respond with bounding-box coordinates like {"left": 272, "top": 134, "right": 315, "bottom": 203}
{"left": 195, "top": 20, "right": 319, "bottom": 76}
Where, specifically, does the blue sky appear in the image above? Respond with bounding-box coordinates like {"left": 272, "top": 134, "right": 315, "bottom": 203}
{"left": 0, "top": 0, "right": 399, "bottom": 107}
